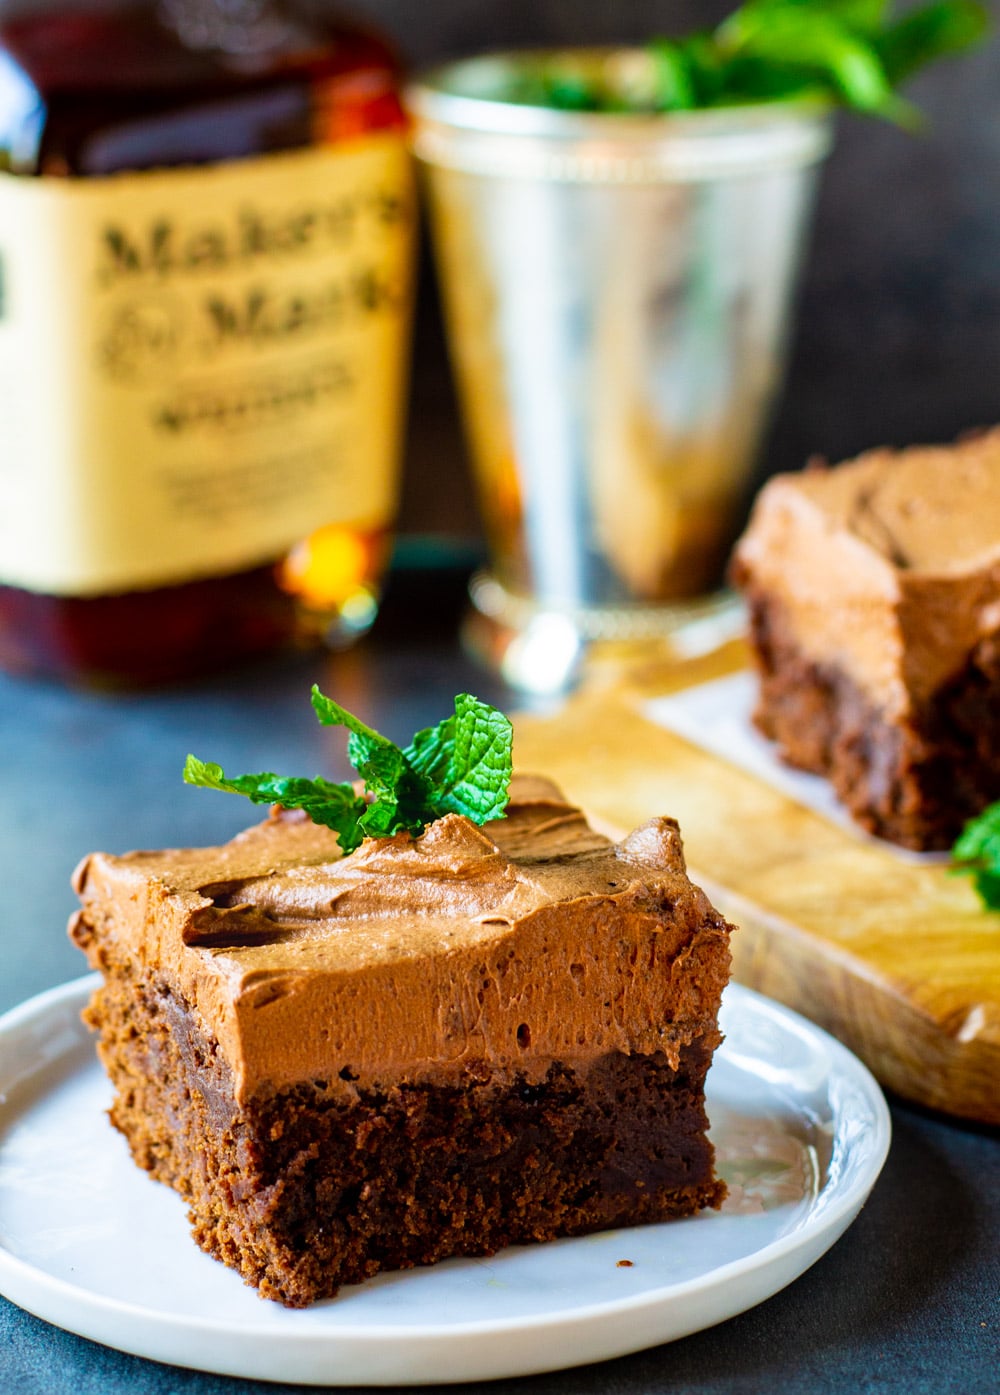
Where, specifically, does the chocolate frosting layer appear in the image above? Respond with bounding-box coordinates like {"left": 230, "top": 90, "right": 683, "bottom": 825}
{"left": 70, "top": 777, "right": 732, "bottom": 1103}
{"left": 733, "top": 431, "right": 1000, "bottom": 716}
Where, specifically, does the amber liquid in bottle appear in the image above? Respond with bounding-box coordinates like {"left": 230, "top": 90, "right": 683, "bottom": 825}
{"left": 0, "top": 0, "right": 408, "bottom": 684}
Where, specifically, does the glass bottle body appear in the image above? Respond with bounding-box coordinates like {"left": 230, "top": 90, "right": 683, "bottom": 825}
{"left": 0, "top": 0, "right": 413, "bottom": 684}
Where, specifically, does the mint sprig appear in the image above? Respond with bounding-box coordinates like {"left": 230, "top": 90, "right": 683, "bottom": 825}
{"left": 183, "top": 690, "right": 513, "bottom": 855}
{"left": 951, "top": 802, "right": 1000, "bottom": 911}
{"left": 505, "top": 0, "right": 989, "bottom": 123}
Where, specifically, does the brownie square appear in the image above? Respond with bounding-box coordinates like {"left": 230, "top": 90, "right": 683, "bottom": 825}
{"left": 732, "top": 432, "right": 1000, "bottom": 849}
{"left": 70, "top": 779, "right": 732, "bottom": 1305}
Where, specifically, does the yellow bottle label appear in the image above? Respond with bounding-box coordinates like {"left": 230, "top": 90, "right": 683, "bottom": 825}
{"left": 0, "top": 134, "right": 414, "bottom": 595}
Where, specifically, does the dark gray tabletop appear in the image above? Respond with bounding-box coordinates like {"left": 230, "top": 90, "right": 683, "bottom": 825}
{"left": 1, "top": 568, "right": 997, "bottom": 1395}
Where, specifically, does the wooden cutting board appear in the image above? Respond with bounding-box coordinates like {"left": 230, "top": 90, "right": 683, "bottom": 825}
{"left": 513, "top": 638, "right": 1000, "bottom": 1126}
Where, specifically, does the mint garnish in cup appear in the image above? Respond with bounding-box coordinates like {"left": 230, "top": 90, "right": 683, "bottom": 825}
{"left": 505, "top": 1, "right": 989, "bottom": 124}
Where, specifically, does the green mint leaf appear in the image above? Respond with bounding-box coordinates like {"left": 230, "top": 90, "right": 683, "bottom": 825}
{"left": 738, "top": 0, "right": 891, "bottom": 36}
{"left": 404, "top": 713, "right": 456, "bottom": 789}
{"left": 718, "top": 7, "right": 895, "bottom": 111}
{"left": 815, "top": 1, "right": 892, "bottom": 37}
{"left": 676, "top": 33, "right": 729, "bottom": 105}
{"left": 310, "top": 688, "right": 396, "bottom": 755}
{"left": 183, "top": 756, "right": 367, "bottom": 853}
{"left": 951, "top": 801, "right": 1000, "bottom": 911}
{"left": 875, "top": 1, "right": 990, "bottom": 86}
{"left": 406, "top": 693, "right": 514, "bottom": 824}
{"left": 547, "top": 71, "right": 600, "bottom": 110}
{"left": 444, "top": 693, "right": 514, "bottom": 822}
{"left": 645, "top": 40, "right": 699, "bottom": 110}
{"left": 355, "top": 749, "right": 430, "bottom": 842}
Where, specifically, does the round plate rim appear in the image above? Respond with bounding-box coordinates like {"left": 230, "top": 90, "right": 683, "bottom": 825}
{"left": 0, "top": 974, "right": 891, "bottom": 1381}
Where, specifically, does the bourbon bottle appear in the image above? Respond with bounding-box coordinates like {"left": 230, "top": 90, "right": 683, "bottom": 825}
{"left": 0, "top": 0, "right": 414, "bottom": 683}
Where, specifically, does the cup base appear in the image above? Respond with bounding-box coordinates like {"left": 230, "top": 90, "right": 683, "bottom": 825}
{"left": 463, "top": 570, "right": 744, "bottom": 694}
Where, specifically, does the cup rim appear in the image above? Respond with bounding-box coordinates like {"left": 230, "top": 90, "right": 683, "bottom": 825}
{"left": 406, "top": 51, "right": 834, "bottom": 183}
{"left": 405, "top": 48, "right": 834, "bottom": 142}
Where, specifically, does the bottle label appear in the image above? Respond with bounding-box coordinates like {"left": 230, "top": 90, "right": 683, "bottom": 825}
{"left": 0, "top": 135, "right": 414, "bottom": 594}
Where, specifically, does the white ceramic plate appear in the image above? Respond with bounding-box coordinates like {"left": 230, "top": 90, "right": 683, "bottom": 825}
{"left": 0, "top": 975, "right": 889, "bottom": 1386}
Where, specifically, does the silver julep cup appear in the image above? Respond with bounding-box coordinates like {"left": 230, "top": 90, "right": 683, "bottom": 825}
{"left": 407, "top": 54, "right": 832, "bottom": 686}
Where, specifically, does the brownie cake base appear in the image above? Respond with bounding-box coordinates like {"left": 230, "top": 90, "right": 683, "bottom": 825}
{"left": 86, "top": 957, "right": 726, "bottom": 1308}
{"left": 744, "top": 589, "right": 1000, "bottom": 850}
